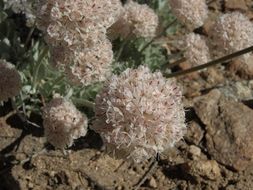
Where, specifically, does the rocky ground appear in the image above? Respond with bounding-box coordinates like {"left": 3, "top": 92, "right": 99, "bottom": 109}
{"left": 0, "top": 0, "right": 253, "bottom": 190}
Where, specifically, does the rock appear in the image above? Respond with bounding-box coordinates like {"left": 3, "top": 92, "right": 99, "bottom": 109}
{"left": 182, "top": 78, "right": 202, "bottom": 98}
{"left": 116, "top": 186, "right": 123, "bottom": 190}
{"left": 218, "top": 80, "right": 253, "bottom": 101}
{"left": 194, "top": 90, "right": 253, "bottom": 171}
{"left": 182, "top": 160, "right": 221, "bottom": 180}
{"left": 225, "top": 0, "right": 248, "bottom": 11}
{"left": 162, "top": 147, "right": 185, "bottom": 165}
{"left": 229, "top": 57, "right": 253, "bottom": 79}
{"left": 194, "top": 89, "right": 221, "bottom": 126}
{"left": 204, "top": 68, "right": 224, "bottom": 86}
{"left": 207, "top": 0, "right": 222, "bottom": 11}
{"left": 185, "top": 121, "right": 204, "bottom": 145}
{"left": 188, "top": 145, "right": 201, "bottom": 160}
{"left": 203, "top": 17, "right": 215, "bottom": 35}
{"left": 148, "top": 177, "right": 158, "bottom": 188}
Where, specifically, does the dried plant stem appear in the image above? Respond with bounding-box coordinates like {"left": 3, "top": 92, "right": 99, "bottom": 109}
{"left": 19, "top": 147, "right": 47, "bottom": 165}
{"left": 3, "top": 110, "right": 17, "bottom": 120}
{"left": 139, "top": 18, "right": 178, "bottom": 53}
{"left": 114, "top": 160, "right": 126, "bottom": 172}
{"left": 25, "top": 25, "right": 35, "bottom": 48}
{"left": 11, "top": 98, "right": 41, "bottom": 129}
{"left": 134, "top": 158, "right": 158, "bottom": 190}
{"left": 166, "top": 45, "right": 253, "bottom": 78}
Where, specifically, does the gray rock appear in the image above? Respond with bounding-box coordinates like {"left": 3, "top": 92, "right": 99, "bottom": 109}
{"left": 218, "top": 80, "right": 253, "bottom": 101}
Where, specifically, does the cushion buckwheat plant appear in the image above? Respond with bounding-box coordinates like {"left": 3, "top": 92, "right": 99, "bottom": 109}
{"left": 36, "top": 0, "right": 122, "bottom": 86}
{"left": 0, "top": 60, "right": 22, "bottom": 102}
{"left": 42, "top": 97, "right": 88, "bottom": 149}
{"left": 109, "top": 0, "right": 159, "bottom": 39}
{"left": 168, "top": 0, "right": 208, "bottom": 30}
{"left": 183, "top": 33, "right": 211, "bottom": 67}
{"left": 211, "top": 12, "right": 253, "bottom": 62}
{"left": 92, "top": 66, "right": 186, "bottom": 162}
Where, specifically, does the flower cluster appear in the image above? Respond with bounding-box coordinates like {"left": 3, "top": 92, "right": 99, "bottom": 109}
{"left": 211, "top": 12, "right": 253, "bottom": 61}
{"left": 168, "top": 0, "right": 208, "bottom": 30}
{"left": 65, "top": 39, "right": 113, "bottom": 86}
{"left": 42, "top": 97, "right": 88, "bottom": 149}
{"left": 109, "top": 0, "right": 159, "bottom": 39}
{"left": 92, "top": 66, "right": 186, "bottom": 162}
{"left": 36, "top": 0, "right": 123, "bottom": 85}
{"left": 184, "top": 33, "right": 210, "bottom": 67}
{"left": 37, "top": 0, "right": 122, "bottom": 48}
{"left": 0, "top": 60, "right": 22, "bottom": 102}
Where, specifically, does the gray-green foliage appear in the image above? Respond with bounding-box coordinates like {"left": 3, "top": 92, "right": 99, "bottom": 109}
{"left": 0, "top": 0, "right": 178, "bottom": 117}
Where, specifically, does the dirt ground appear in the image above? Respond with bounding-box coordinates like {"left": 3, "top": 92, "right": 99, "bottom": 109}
{"left": 1, "top": 1, "right": 253, "bottom": 190}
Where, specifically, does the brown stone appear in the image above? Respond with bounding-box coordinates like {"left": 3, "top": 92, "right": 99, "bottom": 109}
{"left": 225, "top": 0, "right": 248, "bottom": 11}
{"left": 229, "top": 57, "right": 253, "bottom": 79}
{"left": 182, "top": 160, "right": 221, "bottom": 180}
{"left": 188, "top": 145, "right": 202, "bottom": 160}
{"left": 194, "top": 90, "right": 221, "bottom": 126}
{"left": 185, "top": 121, "right": 204, "bottom": 145}
{"left": 148, "top": 177, "right": 158, "bottom": 188}
{"left": 194, "top": 90, "right": 253, "bottom": 171}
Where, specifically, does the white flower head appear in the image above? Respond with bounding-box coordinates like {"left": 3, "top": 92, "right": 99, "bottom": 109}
{"left": 184, "top": 33, "right": 211, "bottom": 67}
{"left": 109, "top": 0, "right": 158, "bottom": 39}
{"left": 168, "top": 0, "right": 208, "bottom": 30}
{"left": 211, "top": 12, "right": 253, "bottom": 61}
{"left": 61, "top": 39, "right": 113, "bottom": 86}
{"left": 42, "top": 97, "right": 88, "bottom": 149}
{"left": 92, "top": 66, "right": 186, "bottom": 162}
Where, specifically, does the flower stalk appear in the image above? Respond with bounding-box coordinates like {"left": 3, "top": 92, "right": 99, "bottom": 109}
{"left": 165, "top": 45, "right": 253, "bottom": 78}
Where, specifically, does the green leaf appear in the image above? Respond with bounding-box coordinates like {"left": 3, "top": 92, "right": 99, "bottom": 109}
{"left": 0, "top": 10, "right": 7, "bottom": 23}
{"left": 35, "top": 62, "right": 46, "bottom": 83}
